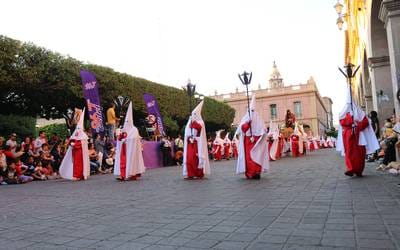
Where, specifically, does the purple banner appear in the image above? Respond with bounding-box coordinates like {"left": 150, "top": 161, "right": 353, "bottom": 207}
{"left": 80, "top": 70, "right": 104, "bottom": 134}
{"left": 143, "top": 93, "right": 165, "bottom": 136}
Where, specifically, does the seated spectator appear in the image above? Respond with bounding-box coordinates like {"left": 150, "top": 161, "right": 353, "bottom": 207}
{"left": 380, "top": 120, "right": 398, "bottom": 168}
{"left": 49, "top": 133, "right": 60, "bottom": 145}
{"left": 40, "top": 143, "right": 54, "bottom": 166}
{"left": 21, "top": 136, "right": 38, "bottom": 162}
{"left": 103, "top": 142, "right": 115, "bottom": 173}
{"left": 31, "top": 161, "right": 47, "bottom": 181}
{"left": 0, "top": 136, "right": 4, "bottom": 150}
{"left": 0, "top": 150, "right": 6, "bottom": 184}
{"left": 24, "top": 156, "right": 36, "bottom": 176}
{"left": 0, "top": 161, "right": 19, "bottom": 184}
{"left": 15, "top": 159, "right": 33, "bottom": 183}
{"left": 6, "top": 133, "right": 18, "bottom": 153}
{"left": 3, "top": 145, "right": 23, "bottom": 161}
{"left": 51, "top": 143, "right": 63, "bottom": 173}
{"left": 34, "top": 131, "right": 48, "bottom": 155}
{"left": 88, "top": 143, "right": 103, "bottom": 174}
{"left": 175, "top": 150, "right": 183, "bottom": 166}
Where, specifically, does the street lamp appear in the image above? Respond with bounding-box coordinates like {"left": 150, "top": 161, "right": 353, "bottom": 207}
{"left": 185, "top": 79, "right": 196, "bottom": 115}
{"left": 238, "top": 71, "right": 253, "bottom": 138}
{"left": 334, "top": 0, "right": 347, "bottom": 30}
{"left": 338, "top": 63, "right": 360, "bottom": 132}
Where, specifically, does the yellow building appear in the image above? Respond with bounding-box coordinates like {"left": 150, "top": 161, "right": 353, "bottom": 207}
{"left": 211, "top": 63, "right": 333, "bottom": 136}
{"left": 337, "top": 0, "right": 400, "bottom": 122}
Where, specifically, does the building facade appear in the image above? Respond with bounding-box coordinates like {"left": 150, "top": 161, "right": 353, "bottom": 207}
{"left": 211, "top": 63, "right": 333, "bottom": 136}
{"left": 338, "top": 0, "right": 400, "bottom": 123}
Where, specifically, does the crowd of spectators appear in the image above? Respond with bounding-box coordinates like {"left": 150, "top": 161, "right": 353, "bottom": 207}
{"left": 369, "top": 112, "right": 400, "bottom": 169}
{"left": 0, "top": 131, "right": 117, "bottom": 185}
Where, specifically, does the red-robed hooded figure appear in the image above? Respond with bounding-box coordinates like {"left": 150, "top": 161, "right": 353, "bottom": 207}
{"left": 183, "top": 100, "right": 210, "bottom": 179}
{"left": 290, "top": 123, "right": 304, "bottom": 157}
{"left": 231, "top": 135, "right": 239, "bottom": 159}
{"left": 223, "top": 133, "right": 231, "bottom": 160}
{"left": 114, "top": 102, "right": 145, "bottom": 181}
{"left": 336, "top": 86, "right": 379, "bottom": 177}
{"left": 236, "top": 95, "right": 269, "bottom": 179}
{"left": 59, "top": 108, "right": 90, "bottom": 181}
{"left": 267, "top": 121, "right": 282, "bottom": 161}
{"left": 212, "top": 130, "right": 224, "bottom": 161}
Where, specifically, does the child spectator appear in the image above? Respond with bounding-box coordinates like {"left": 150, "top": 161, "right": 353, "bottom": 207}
{"left": 15, "top": 159, "right": 33, "bottom": 183}
{"left": 1, "top": 161, "right": 19, "bottom": 184}
{"left": 51, "top": 143, "right": 63, "bottom": 173}
{"left": 40, "top": 143, "right": 54, "bottom": 170}
{"left": 32, "top": 161, "right": 47, "bottom": 181}
{"left": 88, "top": 143, "right": 103, "bottom": 174}
{"left": 24, "top": 156, "right": 36, "bottom": 176}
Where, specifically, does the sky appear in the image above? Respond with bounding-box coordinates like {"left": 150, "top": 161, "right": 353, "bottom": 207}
{"left": 1, "top": 0, "right": 346, "bottom": 123}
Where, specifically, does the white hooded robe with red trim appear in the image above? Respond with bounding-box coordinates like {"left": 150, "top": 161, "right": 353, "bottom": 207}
{"left": 183, "top": 100, "right": 210, "bottom": 178}
{"left": 236, "top": 95, "right": 269, "bottom": 178}
{"left": 336, "top": 87, "right": 379, "bottom": 175}
{"left": 223, "top": 132, "right": 232, "bottom": 159}
{"left": 59, "top": 108, "right": 90, "bottom": 180}
{"left": 268, "top": 121, "right": 281, "bottom": 161}
{"left": 290, "top": 123, "right": 304, "bottom": 157}
{"left": 114, "top": 102, "right": 145, "bottom": 180}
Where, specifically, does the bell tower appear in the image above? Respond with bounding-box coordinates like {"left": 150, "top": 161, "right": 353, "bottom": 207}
{"left": 269, "top": 61, "right": 284, "bottom": 88}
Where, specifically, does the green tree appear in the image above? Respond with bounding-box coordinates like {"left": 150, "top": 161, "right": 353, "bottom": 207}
{"left": 0, "top": 35, "right": 235, "bottom": 133}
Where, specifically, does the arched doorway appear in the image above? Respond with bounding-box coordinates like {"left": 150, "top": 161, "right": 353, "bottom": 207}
{"left": 367, "top": 0, "right": 393, "bottom": 123}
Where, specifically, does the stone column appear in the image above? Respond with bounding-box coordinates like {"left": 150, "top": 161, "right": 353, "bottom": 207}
{"left": 368, "top": 56, "right": 393, "bottom": 122}
{"left": 379, "top": 0, "right": 400, "bottom": 115}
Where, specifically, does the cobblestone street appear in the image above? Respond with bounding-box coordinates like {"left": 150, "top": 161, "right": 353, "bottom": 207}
{"left": 2, "top": 149, "right": 400, "bottom": 249}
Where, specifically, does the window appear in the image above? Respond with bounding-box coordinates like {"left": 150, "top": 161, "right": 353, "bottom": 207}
{"left": 270, "top": 104, "right": 277, "bottom": 120}
{"left": 294, "top": 101, "right": 302, "bottom": 117}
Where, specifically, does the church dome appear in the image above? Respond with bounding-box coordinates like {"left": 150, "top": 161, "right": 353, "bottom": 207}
{"left": 269, "top": 61, "right": 284, "bottom": 88}
{"left": 270, "top": 61, "right": 282, "bottom": 79}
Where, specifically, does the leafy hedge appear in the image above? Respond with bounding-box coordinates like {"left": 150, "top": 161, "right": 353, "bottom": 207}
{"left": 39, "top": 123, "right": 69, "bottom": 140}
{"left": 0, "top": 35, "right": 235, "bottom": 134}
{"left": 0, "top": 114, "right": 36, "bottom": 139}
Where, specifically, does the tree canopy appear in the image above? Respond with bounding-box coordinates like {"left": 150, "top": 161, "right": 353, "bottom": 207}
{"left": 0, "top": 35, "right": 235, "bottom": 135}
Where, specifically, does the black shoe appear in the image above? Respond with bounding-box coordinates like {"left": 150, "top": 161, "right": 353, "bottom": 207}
{"left": 253, "top": 174, "right": 261, "bottom": 180}
{"left": 344, "top": 171, "right": 353, "bottom": 177}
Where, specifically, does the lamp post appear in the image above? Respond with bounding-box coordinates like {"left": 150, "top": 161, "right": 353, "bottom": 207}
{"left": 184, "top": 79, "right": 196, "bottom": 137}
{"left": 338, "top": 63, "right": 360, "bottom": 133}
{"left": 334, "top": 0, "right": 346, "bottom": 30}
{"left": 238, "top": 71, "right": 253, "bottom": 139}
{"left": 185, "top": 79, "right": 196, "bottom": 115}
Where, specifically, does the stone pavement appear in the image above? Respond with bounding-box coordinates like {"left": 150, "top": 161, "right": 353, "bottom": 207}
{"left": 1, "top": 149, "right": 400, "bottom": 249}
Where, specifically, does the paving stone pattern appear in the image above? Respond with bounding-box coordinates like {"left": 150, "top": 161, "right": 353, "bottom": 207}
{"left": 1, "top": 149, "right": 400, "bottom": 249}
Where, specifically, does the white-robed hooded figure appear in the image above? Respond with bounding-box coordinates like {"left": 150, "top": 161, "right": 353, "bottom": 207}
{"left": 336, "top": 86, "right": 379, "bottom": 177}
{"left": 268, "top": 121, "right": 281, "bottom": 161}
{"left": 223, "top": 132, "right": 232, "bottom": 160}
{"left": 59, "top": 108, "right": 90, "bottom": 181}
{"left": 236, "top": 95, "right": 269, "bottom": 179}
{"left": 114, "top": 102, "right": 145, "bottom": 181}
{"left": 183, "top": 100, "right": 210, "bottom": 179}
{"left": 231, "top": 134, "right": 239, "bottom": 159}
{"left": 212, "top": 130, "right": 224, "bottom": 161}
{"left": 290, "top": 122, "right": 304, "bottom": 157}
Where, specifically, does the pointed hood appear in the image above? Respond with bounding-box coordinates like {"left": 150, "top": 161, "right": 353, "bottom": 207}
{"left": 70, "top": 108, "right": 88, "bottom": 140}
{"left": 191, "top": 100, "right": 204, "bottom": 122}
{"left": 224, "top": 132, "right": 231, "bottom": 143}
{"left": 268, "top": 121, "right": 279, "bottom": 139}
{"left": 214, "top": 130, "right": 224, "bottom": 144}
{"left": 122, "top": 102, "right": 134, "bottom": 133}
{"left": 339, "top": 85, "right": 365, "bottom": 121}
{"left": 236, "top": 94, "right": 265, "bottom": 136}
{"left": 293, "top": 122, "right": 301, "bottom": 136}
{"left": 250, "top": 94, "right": 256, "bottom": 112}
